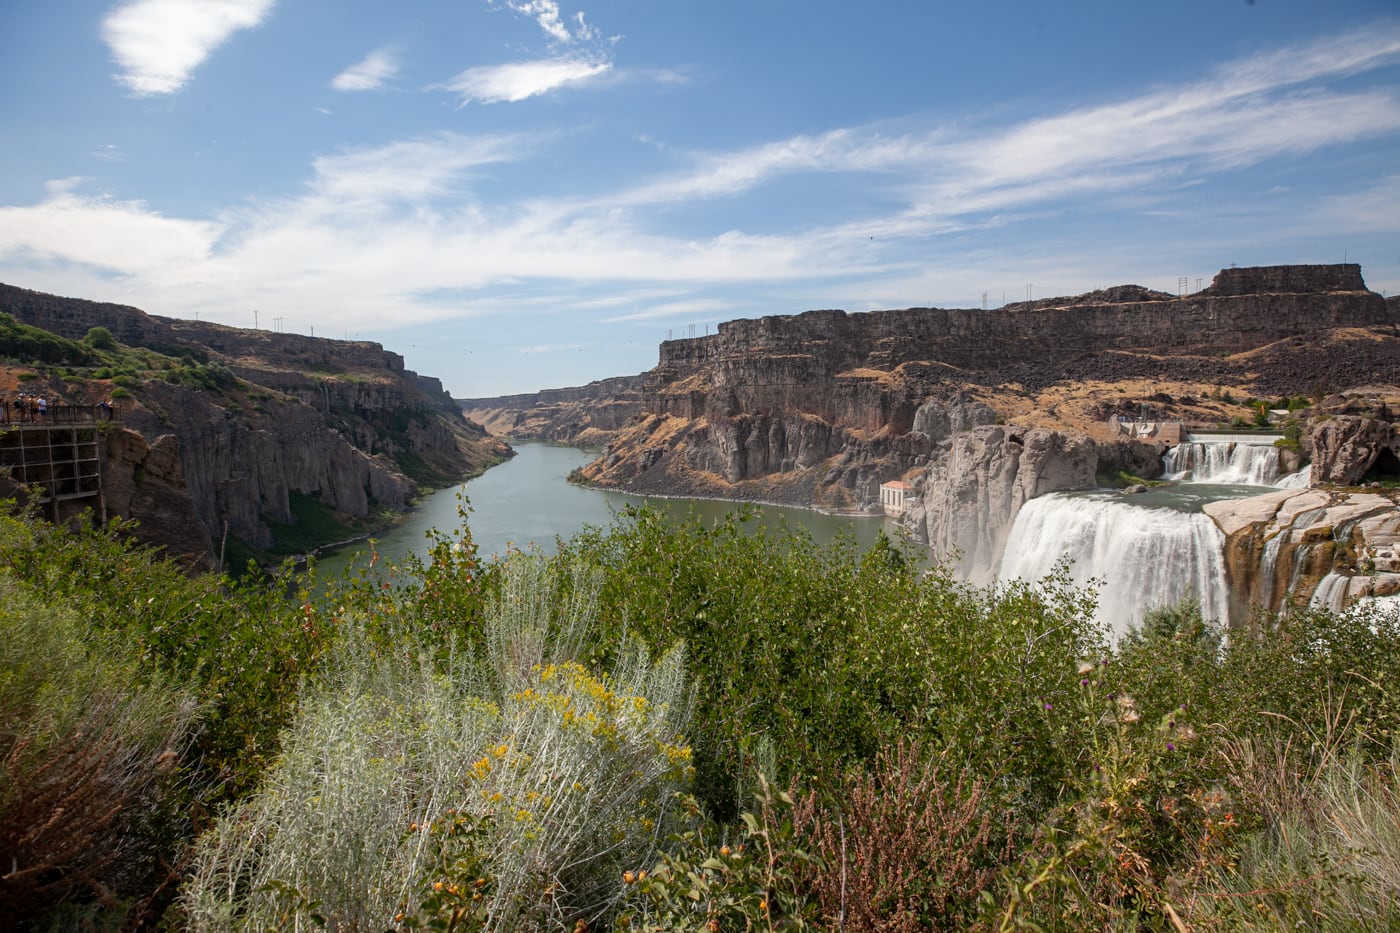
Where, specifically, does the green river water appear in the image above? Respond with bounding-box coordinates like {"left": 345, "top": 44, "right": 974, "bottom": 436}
{"left": 314, "top": 442, "right": 897, "bottom": 579}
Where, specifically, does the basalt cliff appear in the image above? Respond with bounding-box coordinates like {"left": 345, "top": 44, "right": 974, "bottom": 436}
{"left": 0, "top": 284, "right": 509, "bottom": 567}
{"left": 560, "top": 264, "right": 1394, "bottom": 509}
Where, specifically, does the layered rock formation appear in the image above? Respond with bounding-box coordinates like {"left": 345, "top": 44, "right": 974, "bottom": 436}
{"left": 0, "top": 283, "right": 509, "bottom": 563}
{"left": 576, "top": 264, "right": 1396, "bottom": 515}
{"left": 460, "top": 375, "right": 645, "bottom": 445}
{"left": 1207, "top": 487, "right": 1400, "bottom": 616}
{"left": 902, "top": 426, "right": 1104, "bottom": 580}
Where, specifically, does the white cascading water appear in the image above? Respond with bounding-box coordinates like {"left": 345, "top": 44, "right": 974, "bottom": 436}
{"left": 1309, "top": 572, "right": 1351, "bottom": 611}
{"left": 1162, "top": 442, "right": 1281, "bottom": 486}
{"left": 1310, "top": 574, "right": 1400, "bottom": 622}
{"left": 1275, "top": 464, "right": 1313, "bottom": 489}
{"left": 998, "top": 493, "right": 1230, "bottom": 638}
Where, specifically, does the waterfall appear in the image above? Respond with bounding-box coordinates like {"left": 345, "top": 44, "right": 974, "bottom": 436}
{"left": 1163, "top": 442, "right": 1281, "bottom": 486}
{"left": 999, "top": 493, "right": 1230, "bottom": 637}
{"left": 1275, "top": 464, "right": 1312, "bottom": 489}
{"left": 1309, "top": 575, "right": 1400, "bottom": 623}
{"left": 1309, "top": 572, "right": 1351, "bottom": 611}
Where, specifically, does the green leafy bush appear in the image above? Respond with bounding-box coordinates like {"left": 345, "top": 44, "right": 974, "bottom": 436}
{"left": 82, "top": 325, "right": 119, "bottom": 351}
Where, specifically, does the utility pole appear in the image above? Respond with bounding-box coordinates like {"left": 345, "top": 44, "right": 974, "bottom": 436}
{"left": 254, "top": 309, "right": 259, "bottom": 329}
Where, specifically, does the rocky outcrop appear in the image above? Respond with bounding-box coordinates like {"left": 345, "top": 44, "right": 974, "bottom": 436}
{"left": 0, "top": 283, "right": 510, "bottom": 563}
{"left": 123, "top": 382, "right": 419, "bottom": 553}
{"left": 99, "top": 428, "right": 213, "bottom": 569}
{"left": 902, "top": 426, "right": 1107, "bottom": 580}
{"left": 1206, "top": 488, "right": 1400, "bottom": 615}
{"left": 1310, "top": 416, "right": 1400, "bottom": 485}
{"left": 460, "top": 375, "right": 645, "bottom": 445}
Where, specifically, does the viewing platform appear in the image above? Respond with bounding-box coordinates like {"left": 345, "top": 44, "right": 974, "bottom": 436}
{"left": 0, "top": 405, "right": 120, "bottom": 522}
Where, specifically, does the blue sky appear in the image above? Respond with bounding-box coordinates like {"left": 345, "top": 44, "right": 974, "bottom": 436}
{"left": 1, "top": 1, "right": 1398, "bottom": 397}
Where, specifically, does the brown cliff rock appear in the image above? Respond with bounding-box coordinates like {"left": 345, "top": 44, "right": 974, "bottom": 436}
{"left": 0, "top": 283, "right": 509, "bottom": 564}
{"left": 99, "top": 428, "right": 213, "bottom": 569}
{"left": 461, "top": 375, "right": 645, "bottom": 445}
{"left": 576, "top": 263, "right": 1396, "bottom": 512}
{"left": 1310, "top": 416, "right": 1399, "bottom": 485}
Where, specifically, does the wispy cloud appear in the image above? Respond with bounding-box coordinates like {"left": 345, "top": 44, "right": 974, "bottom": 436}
{"left": 4, "top": 24, "right": 1399, "bottom": 336}
{"left": 602, "top": 298, "right": 737, "bottom": 323}
{"left": 500, "top": 0, "right": 599, "bottom": 45}
{"left": 439, "top": 57, "right": 611, "bottom": 105}
{"left": 102, "top": 0, "right": 275, "bottom": 96}
{"left": 611, "top": 25, "right": 1400, "bottom": 238}
{"left": 331, "top": 47, "right": 399, "bottom": 91}
{"left": 447, "top": 1, "right": 615, "bottom": 105}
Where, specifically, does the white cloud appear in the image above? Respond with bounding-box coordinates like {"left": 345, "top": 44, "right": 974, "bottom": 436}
{"left": 331, "top": 48, "right": 399, "bottom": 91}
{"left": 102, "top": 0, "right": 275, "bottom": 96}
{"left": 0, "top": 180, "right": 220, "bottom": 274}
{"left": 602, "top": 298, "right": 737, "bottom": 323}
{"left": 502, "top": 0, "right": 599, "bottom": 45}
{"left": 440, "top": 57, "right": 611, "bottom": 105}
{"left": 608, "top": 26, "right": 1400, "bottom": 241}
{"left": 303, "top": 133, "right": 527, "bottom": 206}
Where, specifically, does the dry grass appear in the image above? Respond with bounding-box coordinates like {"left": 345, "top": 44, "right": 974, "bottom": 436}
{"left": 0, "top": 578, "right": 197, "bottom": 923}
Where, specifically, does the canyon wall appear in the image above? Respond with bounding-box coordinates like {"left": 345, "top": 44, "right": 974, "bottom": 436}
{"left": 460, "top": 375, "right": 645, "bottom": 445}
{"left": 576, "top": 264, "right": 1396, "bottom": 513}
{"left": 0, "top": 283, "right": 508, "bottom": 563}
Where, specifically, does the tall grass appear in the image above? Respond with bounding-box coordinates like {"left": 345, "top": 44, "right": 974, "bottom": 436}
{"left": 182, "top": 555, "right": 693, "bottom": 932}
{"left": 1181, "top": 735, "right": 1400, "bottom": 930}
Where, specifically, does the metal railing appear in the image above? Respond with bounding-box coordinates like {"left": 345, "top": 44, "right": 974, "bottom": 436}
{"left": 0, "top": 403, "right": 120, "bottom": 425}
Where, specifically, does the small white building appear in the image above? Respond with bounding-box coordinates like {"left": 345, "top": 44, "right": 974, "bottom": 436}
{"left": 879, "top": 480, "right": 910, "bottom": 516}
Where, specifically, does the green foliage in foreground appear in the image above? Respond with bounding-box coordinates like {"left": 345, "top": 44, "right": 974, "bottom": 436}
{"left": 2, "top": 501, "right": 1399, "bottom": 930}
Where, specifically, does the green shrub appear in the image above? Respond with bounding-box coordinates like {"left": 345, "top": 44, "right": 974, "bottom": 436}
{"left": 620, "top": 775, "right": 822, "bottom": 931}
{"left": 0, "top": 312, "right": 97, "bottom": 365}
{"left": 82, "top": 325, "right": 119, "bottom": 351}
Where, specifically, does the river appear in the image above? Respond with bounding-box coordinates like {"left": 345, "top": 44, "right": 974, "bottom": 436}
{"left": 314, "top": 443, "right": 896, "bottom": 579}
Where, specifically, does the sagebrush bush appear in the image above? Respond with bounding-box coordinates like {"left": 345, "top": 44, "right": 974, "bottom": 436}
{"left": 1180, "top": 737, "right": 1400, "bottom": 930}
{"left": 182, "top": 555, "right": 693, "bottom": 932}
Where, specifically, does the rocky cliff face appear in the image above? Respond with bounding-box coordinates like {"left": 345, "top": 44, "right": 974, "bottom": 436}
{"left": 576, "top": 264, "right": 1396, "bottom": 512}
{"left": 1310, "top": 415, "right": 1400, "bottom": 485}
{"left": 1206, "top": 488, "right": 1400, "bottom": 616}
{"left": 902, "top": 426, "right": 1110, "bottom": 580}
{"left": 0, "top": 283, "right": 509, "bottom": 563}
{"left": 460, "top": 375, "right": 645, "bottom": 445}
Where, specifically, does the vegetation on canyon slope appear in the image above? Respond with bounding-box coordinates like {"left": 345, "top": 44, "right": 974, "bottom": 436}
{"left": 2, "top": 499, "right": 1398, "bottom": 931}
